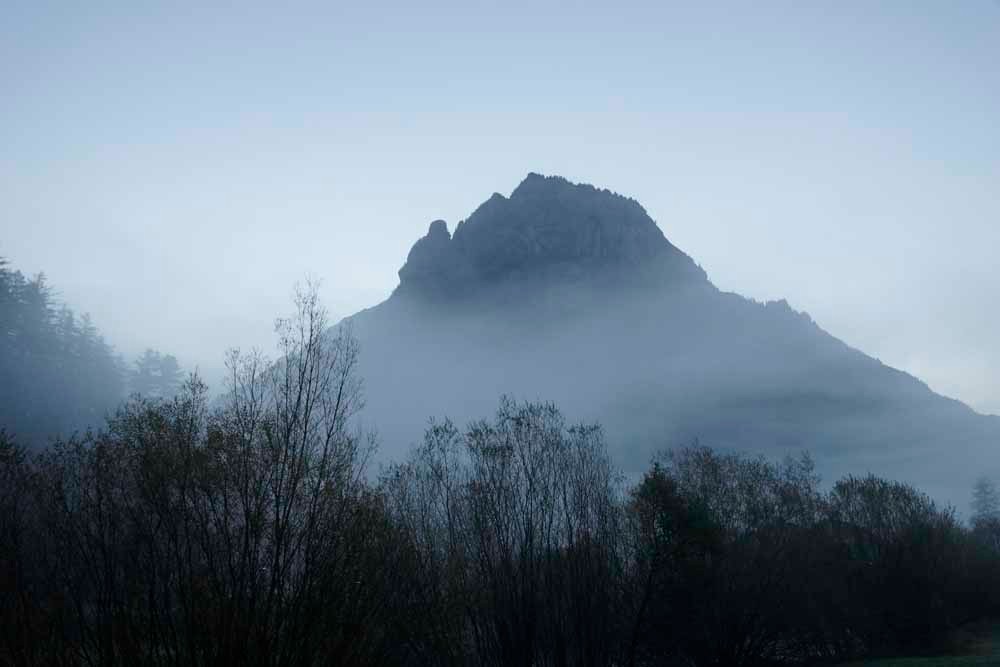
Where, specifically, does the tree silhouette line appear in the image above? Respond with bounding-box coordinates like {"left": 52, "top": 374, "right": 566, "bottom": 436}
{"left": 3, "top": 280, "right": 1000, "bottom": 666}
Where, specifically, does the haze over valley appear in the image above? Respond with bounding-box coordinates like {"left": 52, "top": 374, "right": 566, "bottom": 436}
{"left": 344, "top": 173, "right": 999, "bottom": 508}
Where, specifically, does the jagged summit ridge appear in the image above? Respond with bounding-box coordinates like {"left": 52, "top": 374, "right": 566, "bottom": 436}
{"left": 395, "top": 173, "right": 708, "bottom": 300}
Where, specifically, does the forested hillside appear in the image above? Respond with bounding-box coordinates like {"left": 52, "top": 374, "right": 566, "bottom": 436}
{"left": 0, "top": 258, "right": 123, "bottom": 444}
{"left": 0, "top": 257, "right": 182, "bottom": 445}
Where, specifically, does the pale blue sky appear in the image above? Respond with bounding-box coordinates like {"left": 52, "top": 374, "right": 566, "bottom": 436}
{"left": 2, "top": 1, "right": 998, "bottom": 413}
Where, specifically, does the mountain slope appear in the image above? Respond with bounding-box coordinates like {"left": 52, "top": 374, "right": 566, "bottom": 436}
{"left": 346, "top": 173, "right": 997, "bottom": 506}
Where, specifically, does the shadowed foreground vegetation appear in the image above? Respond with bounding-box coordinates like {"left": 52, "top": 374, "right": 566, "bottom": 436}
{"left": 4, "top": 286, "right": 1000, "bottom": 666}
{"left": 834, "top": 619, "right": 1000, "bottom": 665}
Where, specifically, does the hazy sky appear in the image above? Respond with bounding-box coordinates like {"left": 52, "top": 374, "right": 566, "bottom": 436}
{"left": 2, "top": 1, "right": 998, "bottom": 414}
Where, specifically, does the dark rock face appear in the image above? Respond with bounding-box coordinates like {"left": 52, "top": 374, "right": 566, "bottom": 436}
{"left": 396, "top": 219, "right": 455, "bottom": 291}
{"left": 394, "top": 173, "right": 708, "bottom": 301}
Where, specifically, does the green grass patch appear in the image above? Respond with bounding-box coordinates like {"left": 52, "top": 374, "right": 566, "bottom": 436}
{"left": 838, "top": 620, "right": 1000, "bottom": 666}
{"left": 840, "top": 658, "right": 999, "bottom": 666}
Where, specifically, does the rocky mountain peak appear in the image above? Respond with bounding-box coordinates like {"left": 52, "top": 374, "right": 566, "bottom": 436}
{"left": 395, "top": 173, "right": 708, "bottom": 301}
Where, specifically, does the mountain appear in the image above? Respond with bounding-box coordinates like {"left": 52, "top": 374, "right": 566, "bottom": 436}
{"left": 346, "top": 173, "right": 998, "bottom": 507}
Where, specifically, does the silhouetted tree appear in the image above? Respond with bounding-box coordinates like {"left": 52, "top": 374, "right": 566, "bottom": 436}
{"left": 624, "top": 460, "right": 720, "bottom": 665}
{"left": 634, "top": 446, "right": 826, "bottom": 666}
{"left": 129, "top": 348, "right": 183, "bottom": 399}
{"left": 17, "top": 281, "right": 410, "bottom": 666}
{"left": 0, "top": 429, "right": 35, "bottom": 664}
{"left": 384, "top": 398, "right": 629, "bottom": 667}
{"left": 826, "top": 474, "right": 974, "bottom": 656}
{"left": 972, "top": 476, "right": 1000, "bottom": 524}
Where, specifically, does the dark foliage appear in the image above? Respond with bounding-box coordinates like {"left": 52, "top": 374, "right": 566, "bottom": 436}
{"left": 381, "top": 399, "right": 629, "bottom": 666}
{"left": 3, "top": 283, "right": 1000, "bottom": 666}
